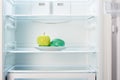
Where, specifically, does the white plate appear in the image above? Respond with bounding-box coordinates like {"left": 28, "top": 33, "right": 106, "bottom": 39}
{"left": 35, "top": 46, "right": 66, "bottom": 51}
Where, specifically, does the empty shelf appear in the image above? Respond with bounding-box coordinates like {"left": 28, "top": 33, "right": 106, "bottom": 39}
{"left": 8, "top": 65, "right": 96, "bottom": 73}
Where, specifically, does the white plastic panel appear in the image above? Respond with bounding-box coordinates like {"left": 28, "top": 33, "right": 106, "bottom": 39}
{"left": 32, "top": 1, "right": 50, "bottom": 15}
{"left": 15, "top": 3, "right": 32, "bottom": 15}
{"left": 71, "top": 1, "right": 97, "bottom": 16}
{"left": 53, "top": 1, "right": 71, "bottom": 15}
{"left": 12, "top": 0, "right": 97, "bottom": 16}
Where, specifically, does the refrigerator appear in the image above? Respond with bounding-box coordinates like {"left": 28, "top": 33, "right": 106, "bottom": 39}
{"left": 0, "top": 0, "right": 114, "bottom": 80}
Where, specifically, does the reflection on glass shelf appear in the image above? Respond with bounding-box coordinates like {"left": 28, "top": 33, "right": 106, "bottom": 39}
{"left": 8, "top": 65, "right": 96, "bottom": 73}
{"left": 7, "top": 47, "right": 96, "bottom": 54}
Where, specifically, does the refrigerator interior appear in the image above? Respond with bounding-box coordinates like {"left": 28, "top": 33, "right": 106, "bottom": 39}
{"left": 3, "top": 0, "right": 102, "bottom": 80}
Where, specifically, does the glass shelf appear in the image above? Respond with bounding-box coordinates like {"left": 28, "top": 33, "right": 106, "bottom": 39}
{"left": 6, "top": 15, "right": 96, "bottom": 24}
{"left": 8, "top": 65, "right": 96, "bottom": 73}
{"left": 7, "top": 47, "right": 96, "bottom": 54}
{"left": 6, "top": 15, "right": 95, "bottom": 19}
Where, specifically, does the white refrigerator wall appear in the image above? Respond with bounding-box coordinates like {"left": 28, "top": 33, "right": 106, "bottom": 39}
{"left": 15, "top": 20, "right": 97, "bottom": 47}
{"left": 15, "top": 54, "right": 97, "bottom": 66}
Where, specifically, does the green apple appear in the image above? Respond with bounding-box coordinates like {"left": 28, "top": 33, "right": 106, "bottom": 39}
{"left": 50, "top": 38, "right": 65, "bottom": 47}
{"left": 37, "top": 33, "right": 50, "bottom": 46}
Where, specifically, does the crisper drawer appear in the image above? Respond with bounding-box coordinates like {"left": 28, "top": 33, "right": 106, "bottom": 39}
{"left": 7, "top": 66, "right": 96, "bottom": 80}
{"left": 7, "top": 73, "right": 95, "bottom": 80}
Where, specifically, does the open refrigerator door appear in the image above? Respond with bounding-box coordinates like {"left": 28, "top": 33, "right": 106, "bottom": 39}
{"left": 105, "top": 0, "right": 120, "bottom": 80}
